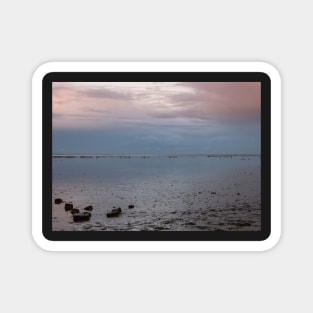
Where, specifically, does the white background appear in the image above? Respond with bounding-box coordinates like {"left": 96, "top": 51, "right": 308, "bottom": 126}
{"left": 0, "top": 0, "right": 311, "bottom": 312}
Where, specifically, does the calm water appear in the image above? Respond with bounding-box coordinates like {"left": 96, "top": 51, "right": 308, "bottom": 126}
{"left": 52, "top": 155, "right": 261, "bottom": 231}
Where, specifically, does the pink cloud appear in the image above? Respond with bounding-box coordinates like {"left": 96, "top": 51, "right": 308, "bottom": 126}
{"left": 52, "top": 82, "right": 260, "bottom": 130}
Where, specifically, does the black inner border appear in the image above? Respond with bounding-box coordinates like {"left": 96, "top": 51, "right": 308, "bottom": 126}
{"left": 42, "top": 72, "right": 271, "bottom": 241}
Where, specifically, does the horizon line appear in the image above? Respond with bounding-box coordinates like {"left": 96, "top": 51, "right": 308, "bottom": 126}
{"left": 52, "top": 153, "right": 260, "bottom": 158}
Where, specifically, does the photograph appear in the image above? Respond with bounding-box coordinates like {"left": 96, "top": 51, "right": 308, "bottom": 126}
{"left": 52, "top": 81, "right": 261, "bottom": 232}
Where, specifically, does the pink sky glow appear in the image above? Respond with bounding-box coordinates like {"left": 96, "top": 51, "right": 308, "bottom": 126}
{"left": 52, "top": 81, "right": 260, "bottom": 130}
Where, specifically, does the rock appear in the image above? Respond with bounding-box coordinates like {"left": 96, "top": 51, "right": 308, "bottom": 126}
{"left": 237, "top": 192, "right": 240, "bottom": 195}
{"left": 54, "top": 198, "right": 63, "bottom": 204}
{"left": 113, "top": 207, "right": 122, "bottom": 213}
{"left": 107, "top": 211, "right": 120, "bottom": 218}
{"left": 64, "top": 203, "right": 73, "bottom": 211}
{"left": 211, "top": 192, "right": 216, "bottom": 195}
{"left": 128, "top": 204, "right": 135, "bottom": 209}
{"left": 107, "top": 207, "right": 122, "bottom": 218}
{"left": 71, "top": 208, "right": 79, "bottom": 214}
{"left": 84, "top": 205, "right": 93, "bottom": 211}
{"left": 73, "top": 212, "right": 91, "bottom": 222}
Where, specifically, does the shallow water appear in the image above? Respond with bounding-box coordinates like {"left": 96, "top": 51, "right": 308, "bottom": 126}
{"left": 52, "top": 155, "right": 261, "bottom": 231}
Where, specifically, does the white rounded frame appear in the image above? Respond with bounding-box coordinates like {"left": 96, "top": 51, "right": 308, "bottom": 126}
{"left": 32, "top": 62, "right": 281, "bottom": 251}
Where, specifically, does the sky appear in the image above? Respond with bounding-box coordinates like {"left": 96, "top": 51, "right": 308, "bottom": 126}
{"left": 52, "top": 81, "right": 261, "bottom": 155}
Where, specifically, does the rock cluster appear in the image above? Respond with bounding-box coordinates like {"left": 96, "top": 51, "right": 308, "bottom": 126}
{"left": 55, "top": 197, "right": 136, "bottom": 223}
{"left": 56, "top": 199, "right": 93, "bottom": 222}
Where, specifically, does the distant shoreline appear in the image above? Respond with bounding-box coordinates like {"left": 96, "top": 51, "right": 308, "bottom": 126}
{"left": 52, "top": 154, "right": 260, "bottom": 159}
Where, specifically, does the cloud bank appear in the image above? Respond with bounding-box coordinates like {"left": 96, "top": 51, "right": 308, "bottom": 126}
{"left": 52, "top": 82, "right": 260, "bottom": 154}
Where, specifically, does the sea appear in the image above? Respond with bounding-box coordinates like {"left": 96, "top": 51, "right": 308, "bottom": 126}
{"left": 52, "top": 154, "right": 261, "bottom": 231}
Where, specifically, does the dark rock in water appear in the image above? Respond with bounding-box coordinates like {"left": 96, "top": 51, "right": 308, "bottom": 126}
{"left": 128, "top": 204, "right": 135, "bottom": 209}
{"left": 73, "top": 212, "right": 91, "bottom": 222}
{"left": 84, "top": 205, "right": 93, "bottom": 211}
{"left": 55, "top": 198, "right": 63, "bottom": 204}
{"left": 211, "top": 192, "right": 216, "bottom": 195}
{"left": 107, "top": 207, "right": 121, "bottom": 218}
{"left": 64, "top": 203, "right": 74, "bottom": 211}
{"left": 237, "top": 192, "right": 241, "bottom": 195}
{"left": 71, "top": 208, "right": 79, "bottom": 214}
{"left": 107, "top": 211, "right": 120, "bottom": 218}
